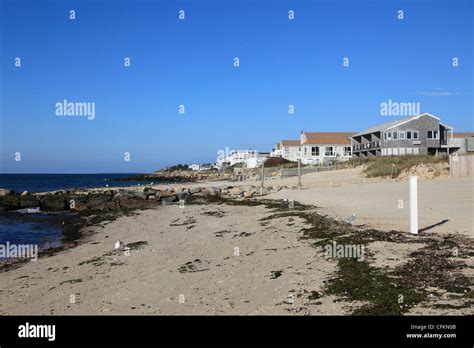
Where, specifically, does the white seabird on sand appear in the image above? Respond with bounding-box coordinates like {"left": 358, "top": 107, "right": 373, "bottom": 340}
{"left": 346, "top": 213, "right": 356, "bottom": 225}
{"left": 114, "top": 240, "right": 122, "bottom": 249}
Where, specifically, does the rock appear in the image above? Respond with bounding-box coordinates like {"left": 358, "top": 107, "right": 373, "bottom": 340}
{"left": 20, "top": 195, "right": 39, "bottom": 209}
{"left": 67, "top": 194, "right": 90, "bottom": 211}
{"left": 132, "top": 191, "right": 147, "bottom": 199}
{"left": 0, "top": 194, "right": 21, "bottom": 211}
{"left": 161, "top": 196, "right": 178, "bottom": 205}
{"left": 144, "top": 187, "right": 158, "bottom": 195}
{"left": 21, "top": 191, "right": 29, "bottom": 196}
{"left": 190, "top": 187, "right": 201, "bottom": 194}
{"left": 243, "top": 191, "right": 254, "bottom": 198}
{"left": 40, "top": 195, "right": 67, "bottom": 211}
{"left": 86, "top": 194, "right": 113, "bottom": 209}
{"left": 147, "top": 195, "right": 156, "bottom": 200}
{"left": 208, "top": 187, "right": 221, "bottom": 196}
{"left": 0, "top": 189, "right": 15, "bottom": 196}
{"left": 229, "top": 187, "right": 244, "bottom": 196}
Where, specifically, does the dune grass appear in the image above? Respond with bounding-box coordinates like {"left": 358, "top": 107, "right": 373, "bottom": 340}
{"left": 346, "top": 155, "right": 448, "bottom": 178}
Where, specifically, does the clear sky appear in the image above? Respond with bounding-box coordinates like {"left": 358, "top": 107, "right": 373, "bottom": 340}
{"left": 1, "top": 0, "right": 473, "bottom": 173}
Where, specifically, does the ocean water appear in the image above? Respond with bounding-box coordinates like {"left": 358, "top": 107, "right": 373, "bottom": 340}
{"left": 0, "top": 173, "right": 150, "bottom": 256}
{"left": 0, "top": 173, "right": 149, "bottom": 193}
{"left": 0, "top": 211, "right": 65, "bottom": 253}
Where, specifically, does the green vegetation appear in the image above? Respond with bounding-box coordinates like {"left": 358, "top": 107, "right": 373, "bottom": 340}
{"left": 190, "top": 194, "right": 472, "bottom": 314}
{"left": 264, "top": 157, "right": 298, "bottom": 168}
{"left": 223, "top": 162, "right": 244, "bottom": 174}
{"left": 165, "top": 164, "right": 189, "bottom": 172}
{"left": 326, "top": 258, "right": 425, "bottom": 315}
{"left": 346, "top": 155, "right": 448, "bottom": 178}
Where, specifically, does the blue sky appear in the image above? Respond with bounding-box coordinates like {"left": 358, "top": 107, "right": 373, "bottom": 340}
{"left": 1, "top": 0, "right": 473, "bottom": 173}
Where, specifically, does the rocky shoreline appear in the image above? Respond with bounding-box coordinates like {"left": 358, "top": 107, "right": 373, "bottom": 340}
{"left": 111, "top": 170, "right": 230, "bottom": 183}
{"left": 0, "top": 183, "right": 292, "bottom": 213}
{"left": 0, "top": 183, "right": 289, "bottom": 270}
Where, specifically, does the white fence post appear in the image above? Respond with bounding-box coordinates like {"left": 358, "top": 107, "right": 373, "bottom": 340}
{"left": 409, "top": 176, "right": 418, "bottom": 235}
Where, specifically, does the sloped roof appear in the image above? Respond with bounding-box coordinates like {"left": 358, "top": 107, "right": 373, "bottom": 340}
{"left": 281, "top": 140, "right": 300, "bottom": 147}
{"left": 453, "top": 132, "right": 474, "bottom": 138}
{"left": 352, "top": 113, "right": 447, "bottom": 137}
{"left": 302, "top": 132, "right": 354, "bottom": 145}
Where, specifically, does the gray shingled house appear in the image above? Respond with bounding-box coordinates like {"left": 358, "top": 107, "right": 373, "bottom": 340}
{"left": 351, "top": 113, "right": 456, "bottom": 157}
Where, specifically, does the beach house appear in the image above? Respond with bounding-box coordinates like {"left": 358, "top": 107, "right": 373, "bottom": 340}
{"left": 299, "top": 132, "right": 354, "bottom": 165}
{"left": 279, "top": 140, "right": 301, "bottom": 162}
{"left": 351, "top": 113, "right": 456, "bottom": 157}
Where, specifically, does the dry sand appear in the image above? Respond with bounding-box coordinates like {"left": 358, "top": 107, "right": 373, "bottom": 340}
{"left": 264, "top": 167, "right": 474, "bottom": 237}
{"left": 1, "top": 167, "right": 472, "bottom": 315}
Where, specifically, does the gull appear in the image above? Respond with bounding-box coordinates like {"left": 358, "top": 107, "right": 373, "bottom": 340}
{"left": 346, "top": 213, "right": 356, "bottom": 225}
{"left": 114, "top": 240, "right": 122, "bottom": 249}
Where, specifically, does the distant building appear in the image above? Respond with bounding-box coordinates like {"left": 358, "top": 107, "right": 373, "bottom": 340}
{"left": 299, "top": 132, "right": 354, "bottom": 164}
{"left": 452, "top": 133, "right": 474, "bottom": 154}
{"left": 189, "top": 164, "right": 201, "bottom": 171}
{"left": 246, "top": 152, "right": 270, "bottom": 168}
{"left": 215, "top": 149, "right": 269, "bottom": 169}
{"left": 351, "top": 113, "right": 456, "bottom": 157}
{"left": 270, "top": 143, "right": 282, "bottom": 157}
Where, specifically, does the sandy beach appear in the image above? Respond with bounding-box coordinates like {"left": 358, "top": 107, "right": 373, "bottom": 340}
{"left": 1, "top": 168, "right": 472, "bottom": 315}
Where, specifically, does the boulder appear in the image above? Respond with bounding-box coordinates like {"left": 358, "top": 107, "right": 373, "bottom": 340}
{"left": 20, "top": 195, "right": 40, "bottom": 209}
{"left": 40, "top": 195, "right": 67, "bottom": 211}
{"left": 229, "top": 187, "right": 244, "bottom": 196}
{"left": 208, "top": 187, "right": 221, "bottom": 196}
{"left": 144, "top": 187, "right": 158, "bottom": 195}
{"left": 0, "top": 194, "right": 21, "bottom": 211}
{"left": 0, "top": 189, "right": 15, "bottom": 196}
{"left": 21, "top": 191, "right": 29, "bottom": 196}
{"left": 190, "top": 187, "right": 201, "bottom": 194}
{"left": 161, "top": 195, "right": 178, "bottom": 205}
{"left": 67, "top": 194, "right": 90, "bottom": 211}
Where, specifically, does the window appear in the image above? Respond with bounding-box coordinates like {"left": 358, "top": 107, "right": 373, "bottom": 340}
{"left": 393, "top": 131, "right": 398, "bottom": 140}
{"left": 399, "top": 131, "right": 405, "bottom": 139}
{"left": 413, "top": 131, "right": 419, "bottom": 139}
{"left": 384, "top": 132, "right": 387, "bottom": 140}
{"left": 427, "top": 131, "right": 433, "bottom": 139}
{"left": 304, "top": 147, "right": 307, "bottom": 156}
{"left": 285, "top": 147, "right": 289, "bottom": 154}
{"left": 325, "top": 146, "right": 334, "bottom": 156}
{"left": 387, "top": 132, "right": 392, "bottom": 140}
{"left": 344, "top": 146, "right": 351, "bottom": 156}
{"left": 433, "top": 131, "right": 438, "bottom": 139}
{"left": 406, "top": 131, "right": 412, "bottom": 139}
{"left": 311, "top": 146, "right": 319, "bottom": 156}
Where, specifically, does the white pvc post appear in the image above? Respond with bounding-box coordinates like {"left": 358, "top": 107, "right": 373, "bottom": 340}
{"left": 409, "top": 176, "right": 418, "bottom": 235}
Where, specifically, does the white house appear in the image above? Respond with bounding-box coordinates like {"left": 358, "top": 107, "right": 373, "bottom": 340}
{"left": 270, "top": 143, "right": 282, "bottom": 157}
{"left": 279, "top": 140, "right": 301, "bottom": 162}
{"left": 189, "top": 164, "right": 201, "bottom": 171}
{"left": 215, "top": 149, "right": 269, "bottom": 169}
{"left": 246, "top": 152, "right": 270, "bottom": 168}
{"left": 299, "top": 132, "right": 354, "bottom": 164}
